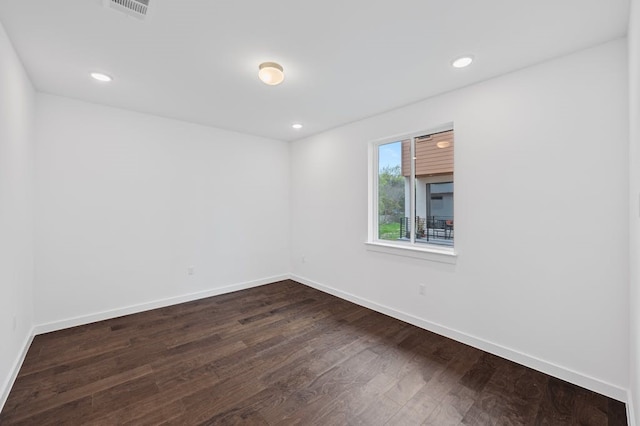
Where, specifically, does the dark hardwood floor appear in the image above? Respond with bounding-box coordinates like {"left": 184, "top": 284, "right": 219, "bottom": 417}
{"left": 0, "top": 280, "right": 627, "bottom": 425}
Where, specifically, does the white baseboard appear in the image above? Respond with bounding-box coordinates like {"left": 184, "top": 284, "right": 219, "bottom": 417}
{"left": 33, "top": 274, "right": 289, "bottom": 335}
{"left": 290, "top": 274, "right": 629, "bottom": 404}
{"left": 1, "top": 328, "right": 35, "bottom": 413}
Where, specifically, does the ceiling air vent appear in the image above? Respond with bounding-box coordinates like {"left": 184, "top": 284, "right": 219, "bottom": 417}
{"left": 103, "top": 0, "right": 150, "bottom": 20}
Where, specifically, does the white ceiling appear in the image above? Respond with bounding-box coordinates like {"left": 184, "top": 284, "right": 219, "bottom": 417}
{"left": 0, "top": 0, "right": 629, "bottom": 141}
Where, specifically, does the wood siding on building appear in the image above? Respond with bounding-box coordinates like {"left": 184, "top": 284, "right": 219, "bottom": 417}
{"left": 402, "top": 130, "right": 454, "bottom": 177}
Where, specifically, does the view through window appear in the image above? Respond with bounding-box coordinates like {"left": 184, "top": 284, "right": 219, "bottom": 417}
{"left": 377, "top": 129, "right": 454, "bottom": 247}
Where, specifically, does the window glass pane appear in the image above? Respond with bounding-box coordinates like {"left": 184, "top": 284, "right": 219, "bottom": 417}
{"left": 414, "top": 130, "right": 454, "bottom": 246}
{"left": 377, "top": 141, "right": 406, "bottom": 240}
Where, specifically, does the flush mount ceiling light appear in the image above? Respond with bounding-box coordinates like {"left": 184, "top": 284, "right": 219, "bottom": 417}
{"left": 90, "top": 72, "right": 112, "bottom": 82}
{"left": 436, "top": 140, "right": 451, "bottom": 148}
{"left": 258, "top": 62, "right": 284, "bottom": 85}
{"left": 451, "top": 56, "right": 474, "bottom": 68}
{"left": 292, "top": 123, "right": 303, "bottom": 129}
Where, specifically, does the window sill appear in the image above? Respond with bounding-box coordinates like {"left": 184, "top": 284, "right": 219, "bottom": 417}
{"left": 365, "top": 241, "right": 457, "bottom": 264}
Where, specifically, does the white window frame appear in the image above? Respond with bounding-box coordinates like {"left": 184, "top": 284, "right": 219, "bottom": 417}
{"left": 366, "top": 124, "right": 457, "bottom": 264}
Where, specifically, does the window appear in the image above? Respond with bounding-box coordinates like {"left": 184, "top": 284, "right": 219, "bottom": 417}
{"left": 369, "top": 126, "right": 455, "bottom": 259}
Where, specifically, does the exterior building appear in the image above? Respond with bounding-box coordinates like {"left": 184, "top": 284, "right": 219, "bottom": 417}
{"left": 401, "top": 130, "right": 454, "bottom": 242}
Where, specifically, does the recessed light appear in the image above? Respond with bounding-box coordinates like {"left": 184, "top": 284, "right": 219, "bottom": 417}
{"left": 292, "top": 123, "right": 303, "bottom": 129}
{"left": 451, "top": 56, "right": 474, "bottom": 68}
{"left": 436, "top": 141, "right": 451, "bottom": 149}
{"left": 258, "top": 62, "right": 284, "bottom": 86}
{"left": 90, "top": 72, "right": 112, "bottom": 82}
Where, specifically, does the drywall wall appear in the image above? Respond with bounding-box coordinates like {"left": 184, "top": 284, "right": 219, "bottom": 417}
{"left": 0, "top": 21, "right": 35, "bottom": 406}
{"left": 630, "top": 0, "right": 640, "bottom": 421}
{"left": 290, "top": 39, "right": 629, "bottom": 399}
{"left": 34, "top": 94, "right": 290, "bottom": 326}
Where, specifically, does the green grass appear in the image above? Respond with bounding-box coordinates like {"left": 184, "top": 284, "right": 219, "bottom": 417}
{"left": 379, "top": 222, "right": 401, "bottom": 240}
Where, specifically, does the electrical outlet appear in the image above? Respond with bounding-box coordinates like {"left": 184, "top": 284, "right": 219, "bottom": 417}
{"left": 301, "top": 256, "right": 306, "bottom": 264}
{"left": 419, "top": 284, "right": 426, "bottom": 296}
{"left": 187, "top": 266, "right": 195, "bottom": 276}
{"left": 12, "top": 316, "right": 17, "bottom": 331}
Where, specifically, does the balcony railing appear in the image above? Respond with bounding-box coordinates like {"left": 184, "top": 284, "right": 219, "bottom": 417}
{"left": 399, "top": 216, "right": 454, "bottom": 244}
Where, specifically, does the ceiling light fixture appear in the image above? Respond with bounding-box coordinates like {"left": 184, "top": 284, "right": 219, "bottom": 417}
{"left": 90, "top": 72, "right": 112, "bottom": 82}
{"left": 436, "top": 141, "right": 451, "bottom": 148}
{"left": 292, "top": 123, "right": 303, "bottom": 129}
{"left": 258, "top": 62, "right": 284, "bottom": 85}
{"left": 451, "top": 56, "right": 474, "bottom": 68}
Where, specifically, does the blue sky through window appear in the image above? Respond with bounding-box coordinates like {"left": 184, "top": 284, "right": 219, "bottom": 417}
{"left": 379, "top": 141, "right": 401, "bottom": 171}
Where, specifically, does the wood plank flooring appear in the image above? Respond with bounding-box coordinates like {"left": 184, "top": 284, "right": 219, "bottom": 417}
{"left": 0, "top": 280, "right": 627, "bottom": 425}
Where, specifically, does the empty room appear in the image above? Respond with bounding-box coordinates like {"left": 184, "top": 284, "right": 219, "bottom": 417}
{"left": 1, "top": 0, "right": 639, "bottom": 424}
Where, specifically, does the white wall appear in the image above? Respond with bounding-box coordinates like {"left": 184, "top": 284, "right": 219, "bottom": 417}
{"left": 0, "top": 22, "right": 35, "bottom": 406}
{"left": 291, "top": 39, "right": 629, "bottom": 400}
{"left": 34, "top": 94, "right": 290, "bottom": 326}
{"left": 629, "top": 0, "right": 640, "bottom": 422}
